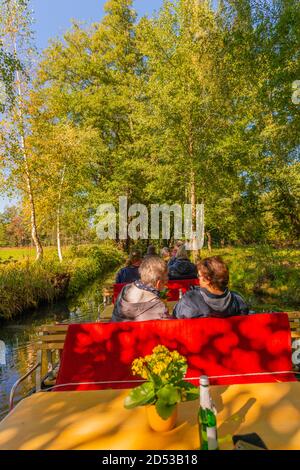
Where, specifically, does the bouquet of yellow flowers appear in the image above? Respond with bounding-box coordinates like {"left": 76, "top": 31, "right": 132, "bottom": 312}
{"left": 124, "top": 345, "right": 198, "bottom": 420}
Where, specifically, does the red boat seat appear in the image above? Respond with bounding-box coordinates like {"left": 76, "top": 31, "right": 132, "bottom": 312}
{"left": 55, "top": 313, "right": 296, "bottom": 391}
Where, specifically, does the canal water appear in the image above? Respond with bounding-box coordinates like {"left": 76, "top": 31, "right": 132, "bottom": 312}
{"left": 0, "top": 278, "right": 107, "bottom": 419}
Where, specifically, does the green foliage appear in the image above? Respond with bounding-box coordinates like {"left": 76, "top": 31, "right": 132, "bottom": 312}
{"left": 124, "top": 382, "right": 156, "bottom": 409}
{"left": 1, "top": 0, "right": 300, "bottom": 260}
{"left": 0, "top": 205, "right": 31, "bottom": 247}
{"left": 21, "top": 0, "right": 299, "bottom": 248}
{"left": 66, "top": 243, "right": 125, "bottom": 296}
{"left": 0, "top": 242, "right": 124, "bottom": 319}
{"left": 124, "top": 345, "right": 198, "bottom": 420}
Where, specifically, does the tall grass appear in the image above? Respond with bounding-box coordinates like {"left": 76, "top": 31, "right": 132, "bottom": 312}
{"left": 0, "top": 243, "right": 125, "bottom": 320}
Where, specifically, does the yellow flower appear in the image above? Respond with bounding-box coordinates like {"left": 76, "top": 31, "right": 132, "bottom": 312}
{"left": 131, "top": 345, "right": 187, "bottom": 384}
{"left": 153, "top": 345, "right": 169, "bottom": 355}
{"left": 131, "top": 358, "right": 146, "bottom": 377}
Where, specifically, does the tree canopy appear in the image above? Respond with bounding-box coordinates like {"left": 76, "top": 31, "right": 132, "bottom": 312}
{"left": 1, "top": 0, "right": 299, "bottom": 253}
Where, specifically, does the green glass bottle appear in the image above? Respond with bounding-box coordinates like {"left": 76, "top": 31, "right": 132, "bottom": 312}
{"left": 198, "top": 376, "right": 219, "bottom": 450}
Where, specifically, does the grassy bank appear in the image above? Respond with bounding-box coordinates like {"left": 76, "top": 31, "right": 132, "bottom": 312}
{"left": 0, "top": 247, "right": 57, "bottom": 262}
{"left": 0, "top": 244, "right": 299, "bottom": 319}
{"left": 0, "top": 243, "right": 125, "bottom": 320}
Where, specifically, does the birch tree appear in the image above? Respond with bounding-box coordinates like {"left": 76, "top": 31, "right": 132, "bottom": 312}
{"left": 0, "top": 0, "right": 43, "bottom": 260}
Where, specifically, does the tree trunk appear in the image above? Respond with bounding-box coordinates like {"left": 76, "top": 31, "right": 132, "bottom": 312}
{"left": 206, "top": 231, "right": 212, "bottom": 252}
{"left": 57, "top": 208, "right": 63, "bottom": 263}
{"left": 25, "top": 159, "right": 43, "bottom": 262}
{"left": 189, "top": 120, "right": 200, "bottom": 263}
{"left": 18, "top": 129, "right": 43, "bottom": 261}
{"left": 190, "top": 169, "right": 198, "bottom": 263}
{"left": 57, "top": 166, "right": 66, "bottom": 263}
{"left": 14, "top": 41, "right": 43, "bottom": 261}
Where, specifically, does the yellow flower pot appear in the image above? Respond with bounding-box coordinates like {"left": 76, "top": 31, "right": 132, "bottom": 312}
{"left": 146, "top": 404, "right": 177, "bottom": 432}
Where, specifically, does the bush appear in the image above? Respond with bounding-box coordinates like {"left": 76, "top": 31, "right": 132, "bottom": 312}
{"left": 0, "top": 242, "right": 125, "bottom": 320}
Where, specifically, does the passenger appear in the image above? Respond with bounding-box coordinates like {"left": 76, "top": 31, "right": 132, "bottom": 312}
{"left": 168, "top": 241, "right": 184, "bottom": 268}
{"left": 171, "top": 240, "right": 184, "bottom": 257}
{"left": 161, "top": 247, "right": 171, "bottom": 263}
{"left": 144, "top": 245, "right": 157, "bottom": 257}
{"left": 168, "top": 246, "right": 198, "bottom": 280}
{"left": 173, "top": 256, "right": 249, "bottom": 319}
{"left": 112, "top": 256, "right": 171, "bottom": 322}
{"left": 115, "top": 250, "right": 142, "bottom": 284}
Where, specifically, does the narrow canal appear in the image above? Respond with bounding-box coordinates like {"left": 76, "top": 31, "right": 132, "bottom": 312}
{"left": 0, "top": 278, "right": 107, "bottom": 419}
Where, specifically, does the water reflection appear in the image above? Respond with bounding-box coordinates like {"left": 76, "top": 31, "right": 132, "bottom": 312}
{"left": 0, "top": 279, "right": 105, "bottom": 419}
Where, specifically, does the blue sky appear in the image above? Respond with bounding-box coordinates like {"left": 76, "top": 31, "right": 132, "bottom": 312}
{"left": 32, "top": 0, "right": 163, "bottom": 50}
{"left": 0, "top": 0, "right": 163, "bottom": 211}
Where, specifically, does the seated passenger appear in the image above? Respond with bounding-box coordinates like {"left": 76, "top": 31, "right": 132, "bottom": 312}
{"left": 161, "top": 246, "right": 171, "bottom": 263}
{"left": 168, "top": 246, "right": 198, "bottom": 280}
{"left": 115, "top": 250, "right": 142, "bottom": 284}
{"left": 112, "top": 256, "right": 171, "bottom": 322}
{"left": 168, "top": 241, "right": 184, "bottom": 267}
{"left": 173, "top": 256, "right": 249, "bottom": 319}
{"left": 144, "top": 245, "right": 157, "bottom": 257}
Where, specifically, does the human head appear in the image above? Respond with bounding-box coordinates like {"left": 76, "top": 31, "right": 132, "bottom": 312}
{"left": 176, "top": 245, "right": 189, "bottom": 260}
{"left": 146, "top": 245, "right": 157, "bottom": 256}
{"left": 172, "top": 240, "right": 184, "bottom": 256}
{"left": 127, "top": 249, "right": 142, "bottom": 267}
{"left": 139, "top": 256, "right": 168, "bottom": 291}
{"left": 197, "top": 256, "right": 229, "bottom": 292}
{"left": 161, "top": 247, "right": 170, "bottom": 260}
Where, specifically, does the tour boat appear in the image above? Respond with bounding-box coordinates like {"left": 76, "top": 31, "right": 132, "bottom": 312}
{"left": 0, "top": 281, "right": 299, "bottom": 450}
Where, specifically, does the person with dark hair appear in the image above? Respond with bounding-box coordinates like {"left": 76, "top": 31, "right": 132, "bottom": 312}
{"left": 173, "top": 256, "right": 249, "bottom": 319}
{"left": 115, "top": 250, "right": 142, "bottom": 284}
{"left": 168, "top": 246, "right": 198, "bottom": 280}
{"left": 145, "top": 245, "right": 157, "bottom": 257}
{"left": 112, "top": 256, "right": 171, "bottom": 322}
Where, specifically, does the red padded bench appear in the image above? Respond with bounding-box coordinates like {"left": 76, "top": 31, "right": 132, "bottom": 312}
{"left": 113, "top": 279, "right": 199, "bottom": 303}
{"left": 55, "top": 313, "right": 296, "bottom": 391}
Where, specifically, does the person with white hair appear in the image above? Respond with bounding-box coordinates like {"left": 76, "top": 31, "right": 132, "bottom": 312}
{"left": 112, "top": 256, "right": 171, "bottom": 322}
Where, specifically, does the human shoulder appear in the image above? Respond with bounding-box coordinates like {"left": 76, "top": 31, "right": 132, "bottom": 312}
{"left": 173, "top": 287, "right": 207, "bottom": 319}
{"left": 230, "top": 290, "right": 249, "bottom": 313}
{"left": 231, "top": 290, "right": 247, "bottom": 303}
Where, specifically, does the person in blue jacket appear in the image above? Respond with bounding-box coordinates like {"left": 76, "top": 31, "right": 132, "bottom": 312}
{"left": 173, "top": 256, "right": 249, "bottom": 319}
{"left": 116, "top": 250, "right": 142, "bottom": 284}
{"left": 168, "top": 245, "right": 198, "bottom": 280}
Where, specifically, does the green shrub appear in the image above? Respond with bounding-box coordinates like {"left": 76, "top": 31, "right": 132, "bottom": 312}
{"left": 0, "top": 243, "right": 125, "bottom": 320}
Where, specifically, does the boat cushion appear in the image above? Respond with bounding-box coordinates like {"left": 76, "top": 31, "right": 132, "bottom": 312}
{"left": 55, "top": 313, "right": 296, "bottom": 391}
